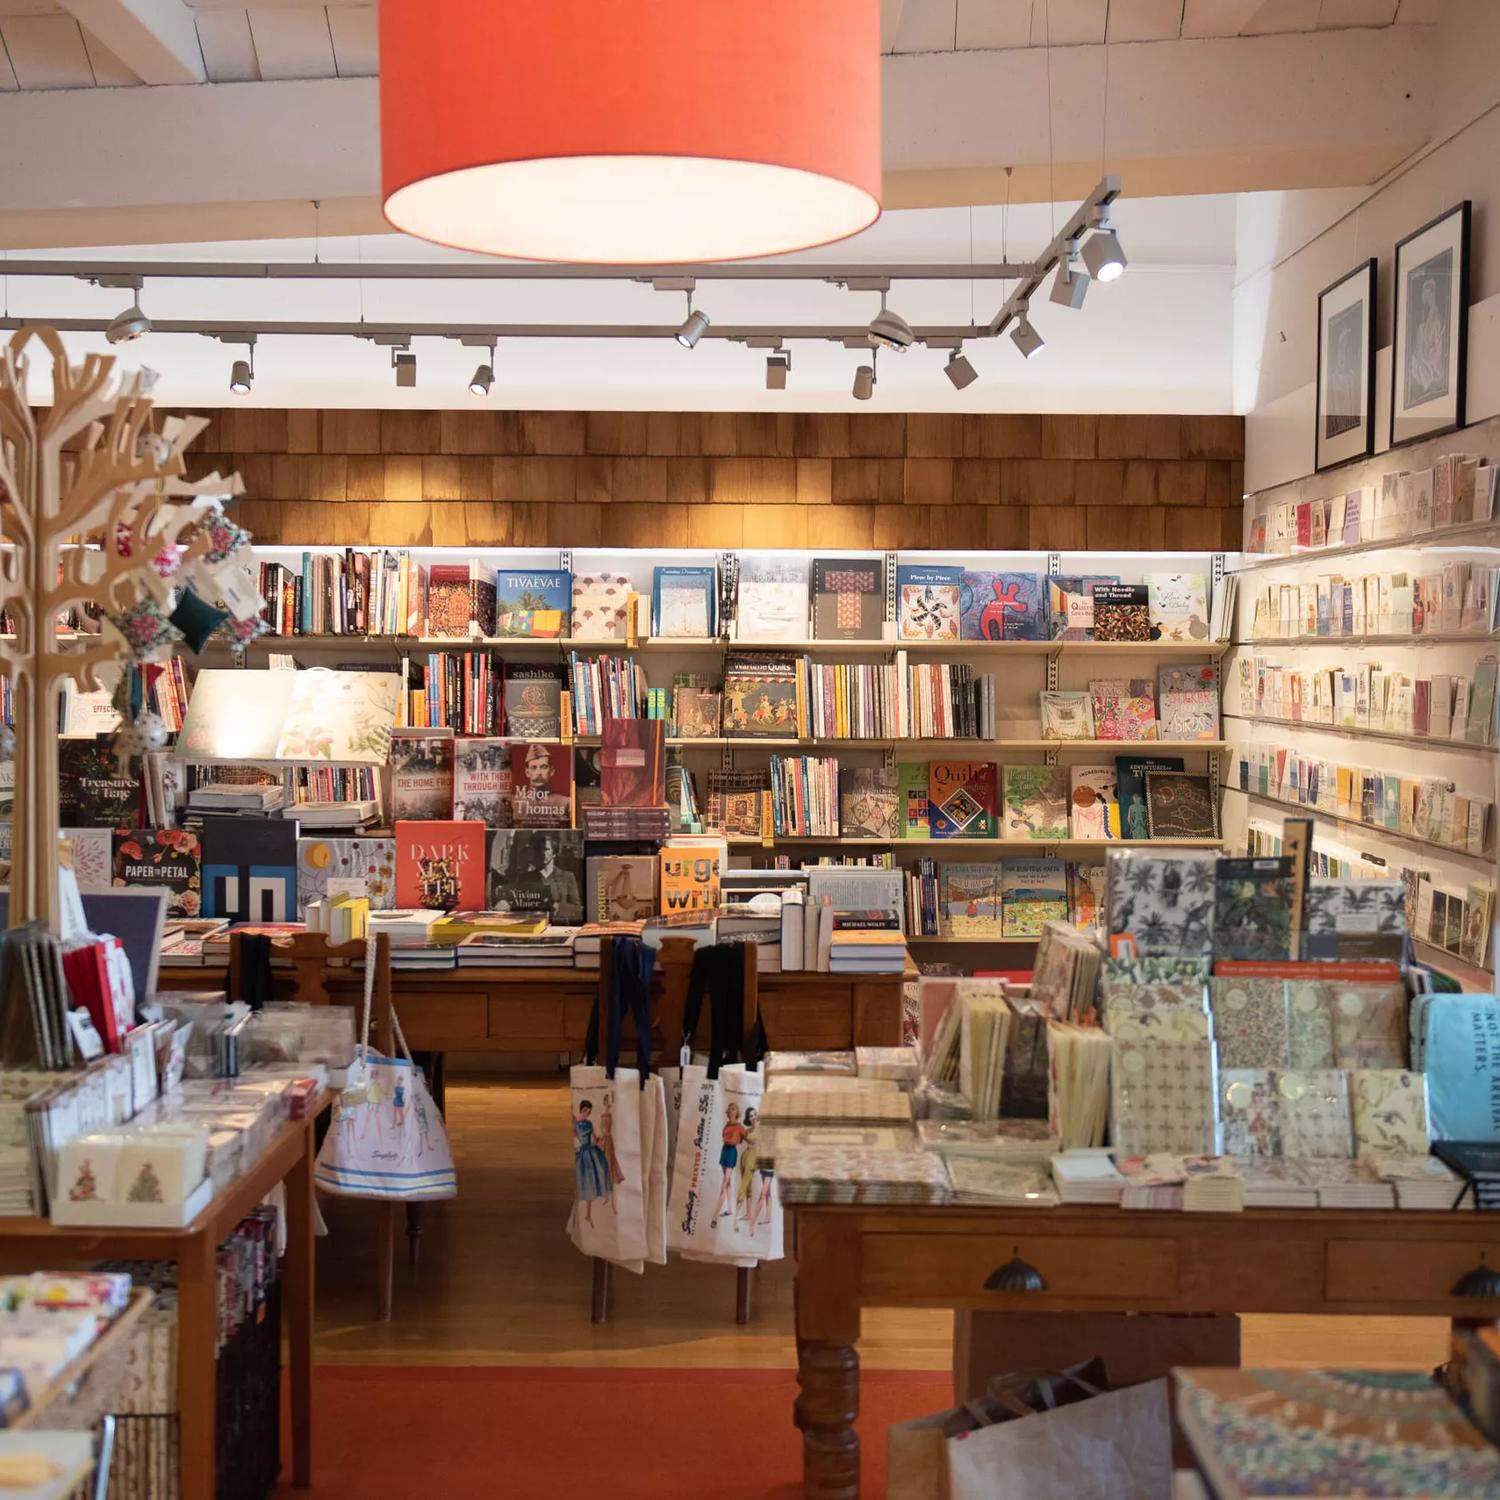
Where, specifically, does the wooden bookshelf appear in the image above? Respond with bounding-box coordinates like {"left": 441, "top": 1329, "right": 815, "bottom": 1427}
{"left": 724, "top": 835, "right": 1224, "bottom": 853}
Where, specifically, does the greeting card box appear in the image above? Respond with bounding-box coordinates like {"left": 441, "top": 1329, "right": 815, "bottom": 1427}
{"left": 395, "top": 820, "right": 487, "bottom": 910}
{"left": 52, "top": 1173, "right": 214, "bottom": 1228}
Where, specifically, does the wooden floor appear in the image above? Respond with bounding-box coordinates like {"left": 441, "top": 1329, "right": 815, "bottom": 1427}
{"left": 313, "top": 1076, "right": 1451, "bottom": 1373}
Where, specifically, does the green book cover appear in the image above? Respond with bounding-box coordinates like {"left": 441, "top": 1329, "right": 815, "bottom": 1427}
{"left": 897, "top": 762, "right": 930, "bottom": 839}
{"left": 1465, "top": 658, "right": 1496, "bottom": 745}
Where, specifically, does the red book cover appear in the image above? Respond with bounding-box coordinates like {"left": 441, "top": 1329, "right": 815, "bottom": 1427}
{"left": 427, "top": 564, "right": 470, "bottom": 638}
{"left": 1212, "top": 959, "right": 1401, "bottom": 981}
{"left": 1295, "top": 503, "right": 1311, "bottom": 549}
{"left": 509, "top": 741, "right": 574, "bottom": 828}
{"left": 600, "top": 719, "right": 666, "bottom": 807}
{"left": 395, "top": 820, "right": 487, "bottom": 910}
{"left": 62, "top": 942, "right": 120, "bottom": 1052}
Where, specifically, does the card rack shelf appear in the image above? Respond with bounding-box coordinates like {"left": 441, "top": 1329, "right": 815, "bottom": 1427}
{"left": 1227, "top": 713, "right": 1495, "bottom": 758}
{"left": 1242, "top": 632, "right": 1499, "bottom": 648}
{"left": 1234, "top": 517, "right": 1500, "bottom": 573}
{"left": 1240, "top": 788, "right": 1494, "bottom": 867}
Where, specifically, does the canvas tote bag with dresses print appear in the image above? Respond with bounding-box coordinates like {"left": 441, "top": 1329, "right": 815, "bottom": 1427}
{"left": 666, "top": 945, "right": 783, "bottom": 1267}
{"left": 567, "top": 937, "right": 661, "bottom": 1271}
{"left": 314, "top": 940, "right": 456, "bottom": 1201}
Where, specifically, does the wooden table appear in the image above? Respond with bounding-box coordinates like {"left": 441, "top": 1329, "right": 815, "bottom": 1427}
{"left": 0, "top": 1106, "right": 322, "bottom": 1500}
{"left": 164, "top": 960, "right": 912, "bottom": 1053}
{"left": 792, "top": 1204, "right": 1500, "bottom": 1499}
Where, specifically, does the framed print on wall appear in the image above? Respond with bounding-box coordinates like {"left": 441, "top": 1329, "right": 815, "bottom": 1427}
{"left": 1390, "top": 200, "right": 1470, "bottom": 449}
{"left": 1315, "top": 258, "right": 1376, "bottom": 471}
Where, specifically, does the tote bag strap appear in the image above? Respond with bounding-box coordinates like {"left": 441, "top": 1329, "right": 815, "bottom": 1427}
{"left": 357, "top": 935, "right": 376, "bottom": 1066}
{"left": 617, "top": 937, "right": 655, "bottom": 1082}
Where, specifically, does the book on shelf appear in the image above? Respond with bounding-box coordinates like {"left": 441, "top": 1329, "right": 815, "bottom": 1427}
{"left": 452, "top": 739, "right": 514, "bottom": 827}
{"left": 494, "top": 568, "right": 570, "bottom": 638}
{"left": 509, "top": 742, "right": 573, "bottom": 828}
{"left": 706, "top": 769, "right": 770, "bottom": 838}
{"left": 928, "top": 761, "right": 998, "bottom": 838}
{"left": 1046, "top": 574, "right": 1118, "bottom": 641}
{"left": 652, "top": 566, "right": 717, "bottom": 638}
{"left": 502, "top": 663, "right": 565, "bottom": 739}
{"left": 425, "top": 563, "right": 473, "bottom": 638}
{"left": 723, "top": 653, "right": 799, "bottom": 736}
{"left": 1039, "top": 690, "right": 1095, "bottom": 741}
{"left": 960, "top": 571, "right": 1044, "bottom": 641}
{"left": 1145, "top": 572, "right": 1209, "bottom": 642}
{"left": 735, "top": 555, "right": 810, "bottom": 642}
{"left": 659, "top": 840, "right": 722, "bottom": 916}
{"left": 897, "top": 762, "right": 930, "bottom": 839}
{"left": 1144, "top": 771, "right": 1220, "bottom": 839}
{"left": 812, "top": 556, "right": 885, "bottom": 641}
{"left": 59, "top": 739, "right": 140, "bottom": 831}
{"left": 389, "top": 730, "right": 455, "bottom": 821}
{"left": 1067, "top": 861, "right": 1107, "bottom": 932}
{"left": 938, "top": 862, "right": 1002, "bottom": 936}
{"left": 487, "top": 828, "right": 586, "bottom": 924}
{"left": 1157, "top": 663, "right": 1221, "bottom": 740}
{"left": 1068, "top": 766, "right": 1121, "bottom": 839}
{"left": 200, "top": 816, "right": 298, "bottom": 922}
{"left": 568, "top": 652, "right": 644, "bottom": 734}
{"left": 1114, "top": 754, "right": 1185, "bottom": 840}
{"left": 600, "top": 718, "right": 665, "bottom": 807}
{"left": 296, "top": 836, "right": 396, "bottom": 912}
{"left": 1003, "top": 765, "right": 1069, "bottom": 841}
{"left": 1001, "top": 858, "right": 1069, "bottom": 937}
{"left": 768, "top": 754, "right": 840, "bottom": 837}
{"left": 571, "top": 571, "right": 633, "bottom": 642}
{"left": 839, "top": 767, "right": 899, "bottom": 840}
{"left": 585, "top": 854, "right": 658, "bottom": 923}
{"left": 897, "top": 565, "right": 960, "bottom": 640}
{"left": 1090, "top": 583, "right": 1151, "bottom": 643}
{"left": 395, "top": 819, "right": 487, "bottom": 910}
{"left": 1088, "top": 678, "right": 1159, "bottom": 741}
{"left": 671, "top": 683, "right": 721, "bottom": 738}
{"left": 111, "top": 828, "right": 202, "bottom": 918}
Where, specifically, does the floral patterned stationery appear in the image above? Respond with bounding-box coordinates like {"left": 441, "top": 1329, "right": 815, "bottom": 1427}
{"left": 1103, "top": 1000, "right": 1211, "bottom": 1042}
{"left": 1109, "top": 1038, "right": 1217, "bottom": 1157}
{"left": 1105, "top": 850, "right": 1217, "bottom": 957}
{"left": 1212, "top": 857, "right": 1294, "bottom": 961}
{"left": 1276, "top": 1070, "right": 1354, "bottom": 1157}
{"left": 1220, "top": 1070, "right": 1282, "bottom": 1157}
{"left": 1330, "top": 983, "right": 1407, "bottom": 1068}
{"left": 1209, "top": 977, "right": 1291, "bottom": 1069}
{"left": 1089, "top": 679, "right": 1159, "bottom": 741}
{"left": 1351, "top": 1069, "right": 1429, "bottom": 1157}
{"left": 1286, "top": 982, "right": 1337, "bottom": 1069}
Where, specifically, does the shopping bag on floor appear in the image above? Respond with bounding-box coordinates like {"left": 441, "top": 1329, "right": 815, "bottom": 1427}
{"left": 314, "top": 943, "right": 456, "bottom": 1201}
{"left": 566, "top": 937, "right": 657, "bottom": 1271}
{"left": 665, "top": 946, "right": 783, "bottom": 1265}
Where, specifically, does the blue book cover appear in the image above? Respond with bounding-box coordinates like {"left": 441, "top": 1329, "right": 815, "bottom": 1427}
{"left": 1425, "top": 997, "right": 1500, "bottom": 1140}
{"left": 1045, "top": 575, "right": 1120, "bottom": 640}
{"left": 1115, "top": 754, "right": 1186, "bottom": 840}
{"left": 897, "top": 565, "right": 961, "bottom": 640}
{"left": 960, "top": 571, "right": 1044, "bottom": 640}
{"left": 652, "top": 566, "right": 717, "bottom": 637}
{"left": 494, "top": 569, "right": 571, "bottom": 638}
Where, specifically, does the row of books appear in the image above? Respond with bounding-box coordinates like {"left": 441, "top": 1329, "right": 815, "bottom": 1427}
{"left": 1040, "top": 666, "right": 1220, "bottom": 742}
{"left": 1246, "top": 451, "right": 1498, "bottom": 556}
{"left": 1237, "top": 747, "right": 1493, "bottom": 857}
{"left": 1239, "top": 655, "right": 1498, "bottom": 744}
{"left": 906, "top": 858, "right": 1103, "bottom": 938}
{"left": 1246, "top": 562, "right": 1498, "bottom": 640}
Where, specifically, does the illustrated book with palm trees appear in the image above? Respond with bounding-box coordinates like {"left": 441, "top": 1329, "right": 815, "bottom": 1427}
{"left": 494, "top": 569, "right": 570, "bottom": 638}
{"left": 1105, "top": 849, "right": 1217, "bottom": 956}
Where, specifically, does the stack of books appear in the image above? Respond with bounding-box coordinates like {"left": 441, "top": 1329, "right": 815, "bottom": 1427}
{"left": 1180, "top": 1156, "right": 1245, "bottom": 1213}
{"left": 774, "top": 1148, "right": 952, "bottom": 1205}
{"left": 1238, "top": 1160, "right": 1319, "bottom": 1209}
{"left": 430, "top": 910, "right": 549, "bottom": 944}
{"left": 827, "top": 927, "right": 906, "bottom": 975}
{"left": 189, "top": 783, "right": 285, "bottom": 813}
{"left": 1363, "top": 1150, "right": 1467, "bottom": 1209}
{"left": 1049, "top": 1149, "right": 1125, "bottom": 1204}
{"left": 278, "top": 800, "right": 378, "bottom": 829}
{"left": 945, "top": 1159, "right": 1057, "bottom": 1206}
{"left": 1435, "top": 1141, "right": 1500, "bottom": 1210}
{"left": 915, "top": 1118, "right": 1059, "bottom": 1166}
{"left": 456, "top": 931, "right": 578, "bottom": 968}
{"left": 580, "top": 805, "right": 672, "bottom": 841}
{"left": 572, "top": 920, "right": 647, "bottom": 970}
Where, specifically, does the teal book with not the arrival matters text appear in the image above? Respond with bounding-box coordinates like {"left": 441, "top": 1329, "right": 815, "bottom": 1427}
{"left": 1423, "top": 995, "right": 1500, "bottom": 1141}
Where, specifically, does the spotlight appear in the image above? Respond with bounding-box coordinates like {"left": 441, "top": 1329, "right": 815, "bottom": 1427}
{"left": 1081, "top": 227, "right": 1127, "bottom": 283}
{"left": 105, "top": 302, "right": 151, "bottom": 344}
{"left": 1050, "top": 255, "right": 1090, "bottom": 309}
{"left": 944, "top": 347, "right": 977, "bottom": 391}
{"left": 868, "top": 305, "right": 914, "bottom": 352}
{"left": 676, "top": 307, "right": 710, "bottom": 349}
{"left": 1009, "top": 304, "right": 1044, "bottom": 360}
{"left": 394, "top": 350, "right": 417, "bottom": 387}
{"left": 766, "top": 351, "right": 790, "bottom": 390}
{"left": 469, "top": 363, "right": 494, "bottom": 397}
{"left": 852, "top": 362, "right": 875, "bottom": 401}
{"left": 228, "top": 358, "right": 253, "bottom": 396}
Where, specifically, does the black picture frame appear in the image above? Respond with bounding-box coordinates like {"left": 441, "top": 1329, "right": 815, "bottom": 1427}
{"left": 1390, "top": 200, "right": 1470, "bottom": 450}
{"left": 1314, "top": 257, "right": 1376, "bottom": 473}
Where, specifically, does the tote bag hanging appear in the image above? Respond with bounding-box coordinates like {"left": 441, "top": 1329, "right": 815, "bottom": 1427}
{"left": 666, "top": 946, "right": 783, "bottom": 1266}
{"left": 566, "top": 937, "right": 657, "bottom": 1271}
{"left": 314, "top": 943, "right": 456, "bottom": 1201}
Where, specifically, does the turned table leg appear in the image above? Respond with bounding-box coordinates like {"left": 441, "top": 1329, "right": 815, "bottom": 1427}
{"left": 796, "top": 1338, "right": 860, "bottom": 1500}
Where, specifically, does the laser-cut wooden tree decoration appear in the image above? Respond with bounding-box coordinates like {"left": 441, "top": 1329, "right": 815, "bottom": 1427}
{"left": 0, "top": 325, "right": 238, "bottom": 929}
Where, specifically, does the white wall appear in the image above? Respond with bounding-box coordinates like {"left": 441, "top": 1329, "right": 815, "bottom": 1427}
{"left": 1236, "top": 0, "right": 1500, "bottom": 491}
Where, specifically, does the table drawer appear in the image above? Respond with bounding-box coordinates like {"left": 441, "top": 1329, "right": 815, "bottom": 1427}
{"left": 1326, "top": 1239, "right": 1500, "bottom": 1305}
{"left": 395, "top": 991, "right": 488, "bottom": 1047}
{"left": 862, "top": 1233, "right": 1179, "bottom": 1303}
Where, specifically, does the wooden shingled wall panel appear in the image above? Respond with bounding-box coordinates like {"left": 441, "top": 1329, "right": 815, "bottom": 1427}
{"left": 173, "top": 409, "right": 1244, "bottom": 551}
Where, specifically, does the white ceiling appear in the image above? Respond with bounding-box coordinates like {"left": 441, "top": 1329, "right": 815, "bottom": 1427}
{"left": 5, "top": 191, "right": 1238, "bottom": 412}
{"left": 0, "top": 0, "right": 1443, "bottom": 90}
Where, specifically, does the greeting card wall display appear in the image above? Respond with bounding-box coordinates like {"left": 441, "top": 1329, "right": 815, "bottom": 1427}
{"left": 1315, "top": 259, "right": 1376, "bottom": 471}
{"left": 1391, "top": 202, "right": 1470, "bottom": 449}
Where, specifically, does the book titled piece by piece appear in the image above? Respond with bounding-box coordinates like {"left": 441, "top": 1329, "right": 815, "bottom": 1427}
{"left": 487, "top": 828, "right": 586, "bottom": 925}
{"left": 960, "top": 571, "right": 1044, "bottom": 641}
{"left": 452, "top": 738, "right": 514, "bottom": 827}
{"left": 897, "top": 565, "right": 961, "bottom": 640}
{"left": 812, "top": 556, "right": 885, "bottom": 641}
{"left": 494, "top": 568, "right": 569, "bottom": 638}
{"left": 1003, "top": 765, "right": 1069, "bottom": 841}
{"left": 928, "top": 761, "right": 998, "bottom": 838}
{"left": 509, "top": 741, "right": 573, "bottom": 828}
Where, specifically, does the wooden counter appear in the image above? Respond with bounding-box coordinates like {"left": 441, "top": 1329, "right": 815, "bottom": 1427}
{"left": 792, "top": 1203, "right": 1500, "bottom": 1499}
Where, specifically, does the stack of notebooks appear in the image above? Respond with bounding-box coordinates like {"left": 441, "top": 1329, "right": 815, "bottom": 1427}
{"left": 280, "top": 799, "right": 378, "bottom": 829}
{"left": 774, "top": 1147, "right": 952, "bottom": 1205}
{"left": 456, "top": 930, "right": 577, "bottom": 967}
{"left": 827, "top": 928, "right": 906, "bottom": 975}
{"left": 855, "top": 1046, "right": 920, "bottom": 1085}
{"left": 580, "top": 806, "right": 671, "bottom": 842}
{"left": 757, "top": 1123, "right": 915, "bottom": 1169}
{"left": 767, "top": 1050, "right": 857, "bottom": 1080}
{"left": 1364, "top": 1150, "right": 1468, "bottom": 1209}
{"left": 758, "top": 1087, "right": 914, "bottom": 1127}
{"left": 1238, "top": 1159, "right": 1320, "bottom": 1209}
{"left": 1181, "top": 1156, "right": 1245, "bottom": 1212}
{"left": 946, "top": 1159, "right": 1058, "bottom": 1206}
{"left": 915, "top": 1118, "right": 1059, "bottom": 1166}
{"left": 1050, "top": 1149, "right": 1126, "bottom": 1204}
{"left": 368, "top": 910, "right": 446, "bottom": 946}
{"left": 7, "top": 926, "right": 77, "bottom": 1071}
{"left": 1297, "top": 1158, "right": 1395, "bottom": 1209}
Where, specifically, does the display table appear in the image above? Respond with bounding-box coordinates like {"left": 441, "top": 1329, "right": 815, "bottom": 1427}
{"left": 791, "top": 1203, "right": 1500, "bottom": 1499}
{"left": 165, "top": 960, "right": 913, "bottom": 1052}
{"left": 0, "top": 1105, "right": 323, "bottom": 1500}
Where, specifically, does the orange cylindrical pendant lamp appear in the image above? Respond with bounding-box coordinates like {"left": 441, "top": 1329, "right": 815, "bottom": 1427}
{"left": 379, "top": 0, "right": 882, "bottom": 264}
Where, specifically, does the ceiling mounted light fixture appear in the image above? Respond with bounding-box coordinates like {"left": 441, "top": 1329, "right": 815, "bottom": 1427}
{"left": 229, "top": 356, "right": 254, "bottom": 396}
{"left": 944, "top": 346, "right": 978, "bottom": 390}
{"left": 868, "top": 293, "right": 914, "bottom": 353}
{"left": 1050, "top": 252, "right": 1090, "bottom": 309}
{"left": 379, "top": 0, "right": 882, "bottom": 263}
{"left": 1081, "top": 223, "right": 1128, "bottom": 283}
{"left": 393, "top": 348, "right": 417, "bottom": 387}
{"left": 766, "top": 350, "right": 790, "bottom": 390}
{"left": 469, "top": 342, "right": 496, "bottom": 397}
{"left": 106, "top": 299, "right": 151, "bottom": 345}
{"left": 676, "top": 298, "right": 710, "bottom": 350}
{"left": 852, "top": 351, "right": 876, "bottom": 401}
{"left": 1009, "top": 303, "right": 1044, "bottom": 360}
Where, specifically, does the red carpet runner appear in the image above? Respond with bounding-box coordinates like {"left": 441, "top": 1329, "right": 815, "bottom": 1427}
{"left": 278, "top": 1365, "right": 951, "bottom": 1498}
